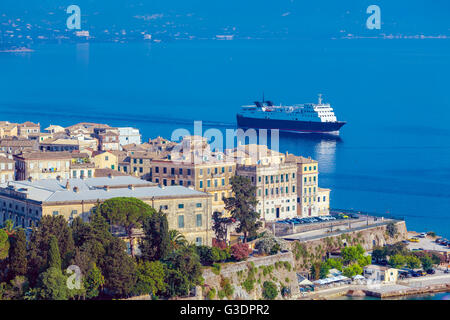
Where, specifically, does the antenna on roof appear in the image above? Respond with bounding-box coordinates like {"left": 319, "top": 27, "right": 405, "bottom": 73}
{"left": 318, "top": 93, "right": 323, "bottom": 105}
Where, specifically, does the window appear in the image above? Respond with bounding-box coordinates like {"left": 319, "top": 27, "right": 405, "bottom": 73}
{"left": 196, "top": 203, "right": 202, "bottom": 208}
{"left": 199, "top": 169, "right": 203, "bottom": 175}
{"left": 214, "top": 167, "right": 218, "bottom": 174}
{"left": 179, "top": 168, "right": 183, "bottom": 175}
{"left": 199, "top": 180, "right": 203, "bottom": 188}
{"left": 228, "top": 166, "right": 232, "bottom": 172}
{"left": 187, "top": 169, "right": 191, "bottom": 175}
{"left": 105, "top": 156, "right": 109, "bottom": 161}
{"left": 178, "top": 203, "right": 184, "bottom": 209}
{"left": 179, "top": 180, "right": 183, "bottom": 186}
{"left": 207, "top": 180, "right": 211, "bottom": 188}
{"left": 221, "top": 167, "right": 225, "bottom": 173}
{"left": 171, "top": 168, "right": 175, "bottom": 175}
{"left": 155, "top": 166, "right": 159, "bottom": 173}
{"left": 195, "top": 237, "right": 202, "bottom": 246}
{"left": 214, "top": 193, "right": 218, "bottom": 201}
{"left": 292, "top": 186, "right": 296, "bottom": 193}
{"left": 178, "top": 215, "right": 184, "bottom": 228}
{"left": 196, "top": 214, "right": 202, "bottom": 227}
{"left": 163, "top": 167, "right": 167, "bottom": 174}
{"left": 52, "top": 211, "right": 59, "bottom": 216}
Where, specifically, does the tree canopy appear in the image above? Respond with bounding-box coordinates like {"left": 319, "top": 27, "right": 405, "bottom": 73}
{"left": 223, "top": 175, "right": 262, "bottom": 242}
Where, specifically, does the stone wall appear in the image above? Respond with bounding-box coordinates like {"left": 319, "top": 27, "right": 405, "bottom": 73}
{"left": 289, "top": 220, "right": 407, "bottom": 274}
{"left": 202, "top": 251, "right": 299, "bottom": 300}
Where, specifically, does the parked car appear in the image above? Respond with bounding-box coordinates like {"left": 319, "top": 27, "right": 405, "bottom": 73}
{"left": 414, "top": 270, "right": 427, "bottom": 277}
{"left": 426, "top": 269, "right": 435, "bottom": 275}
{"left": 418, "top": 233, "right": 426, "bottom": 238}
{"left": 408, "top": 238, "right": 419, "bottom": 243}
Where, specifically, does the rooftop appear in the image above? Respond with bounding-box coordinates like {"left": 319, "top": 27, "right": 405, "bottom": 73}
{"left": 14, "top": 151, "right": 72, "bottom": 160}
{"left": 0, "top": 177, "right": 208, "bottom": 204}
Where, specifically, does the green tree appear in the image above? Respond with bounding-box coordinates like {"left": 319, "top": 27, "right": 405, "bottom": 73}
{"left": 140, "top": 210, "right": 170, "bottom": 261}
{"left": 48, "top": 236, "right": 62, "bottom": 270}
{"left": 389, "top": 254, "right": 406, "bottom": 269}
{"left": 99, "top": 197, "right": 154, "bottom": 257}
{"left": 8, "top": 229, "right": 27, "bottom": 279}
{"left": 134, "top": 260, "right": 167, "bottom": 297}
{"left": 165, "top": 246, "right": 203, "bottom": 295}
{"left": 84, "top": 263, "right": 105, "bottom": 299}
{"left": 0, "top": 229, "right": 9, "bottom": 260}
{"left": 262, "top": 281, "right": 278, "bottom": 300}
{"left": 168, "top": 230, "right": 188, "bottom": 250}
{"left": 223, "top": 175, "right": 262, "bottom": 242}
{"left": 325, "top": 258, "right": 343, "bottom": 271}
{"left": 420, "top": 255, "right": 433, "bottom": 271}
{"left": 341, "top": 244, "right": 365, "bottom": 264}
{"left": 212, "top": 211, "right": 230, "bottom": 244}
{"left": 165, "top": 268, "right": 190, "bottom": 298}
{"left": 101, "top": 238, "right": 137, "bottom": 298}
{"left": 371, "top": 246, "right": 386, "bottom": 263}
{"left": 27, "top": 215, "right": 75, "bottom": 285}
{"left": 343, "top": 264, "right": 363, "bottom": 278}
{"left": 38, "top": 267, "right": 69, "bottom": 300}
{"left": 405, "top": 255, "right": 421, "bottom": 269}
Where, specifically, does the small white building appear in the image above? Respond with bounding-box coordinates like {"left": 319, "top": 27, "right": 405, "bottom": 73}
{"left": 118, "top": 127, "right": 141, "bottom": 146}
{"left": 364, "top": 265, "right": 398, "bottom": 283}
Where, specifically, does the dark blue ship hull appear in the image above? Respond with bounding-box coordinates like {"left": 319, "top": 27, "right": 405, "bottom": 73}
{"left": 236, "top": 114, "right": 346, "bottom": 133}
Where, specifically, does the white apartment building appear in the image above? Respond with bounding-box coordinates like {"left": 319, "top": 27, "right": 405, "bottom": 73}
{"left": 118, "top": 127, "right": 142, "bottom": 146}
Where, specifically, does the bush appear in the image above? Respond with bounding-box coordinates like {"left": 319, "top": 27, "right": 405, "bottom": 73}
{"left": 231, "top": 243, "right": 251, "bottom": 261}
{"left": 255, "top": 231, "right": 286, "bottom": 255}
{"left": 206, "top": 288, "right": 216, "bottom": 300}
{"left": 262, "top": 281, "right": 278, "bottom": 300}
{"left": 219, "top": 277, "right": 234, "bottom": 299}
{"left": 211, "top": 263, "right": 221, "bottom": 275}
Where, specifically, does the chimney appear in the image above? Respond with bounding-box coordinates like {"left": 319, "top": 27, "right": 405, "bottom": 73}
{"left": 159, "top": 184, "right": 165, "bottom": 190}
{"left": 128, "top": 184, "right": 134, "bottom": 190}
{"left": 28, "top": 176, "right": 33, "bottom": 182}
{"left": 56, "top": 176, "right": 61, "bottom": 181}
{"left": 65, "top": 180, "right": 70, "bottom": 190}
{"left": 73, "top": 186, "right": 79, "bottom": 193}
{"left": 108, "top": 173, "right": 113, "bottom": 179}
{"left": 104, "top": 185, "right": 109, "bottom": 191}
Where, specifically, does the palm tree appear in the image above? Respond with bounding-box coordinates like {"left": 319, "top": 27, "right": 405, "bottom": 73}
{"left": 3, "top": 220, "right": 16, "bottom": 238}
{"left": 169, "top": 230, "right": 187, "bottom": 250}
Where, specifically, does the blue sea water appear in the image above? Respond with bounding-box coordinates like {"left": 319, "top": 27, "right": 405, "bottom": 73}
{"left": 0, "top": 39, "right": 449, "bottom": 237}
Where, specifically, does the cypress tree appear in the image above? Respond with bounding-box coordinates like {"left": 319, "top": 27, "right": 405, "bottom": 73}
{"left": 8, "top": 229, "right": 27, "bottom": 278}
{"left": 48, "top": 235, "right": 62, "bottom": 270}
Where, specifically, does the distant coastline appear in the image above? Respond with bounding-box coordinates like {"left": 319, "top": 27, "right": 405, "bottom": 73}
{"left": 0, "top": 47, "right": 34, "bottom": 53}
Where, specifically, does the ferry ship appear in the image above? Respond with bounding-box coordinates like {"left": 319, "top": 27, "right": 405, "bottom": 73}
{"left": 236, "top": 94, "right": 346, "bottom": 134}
